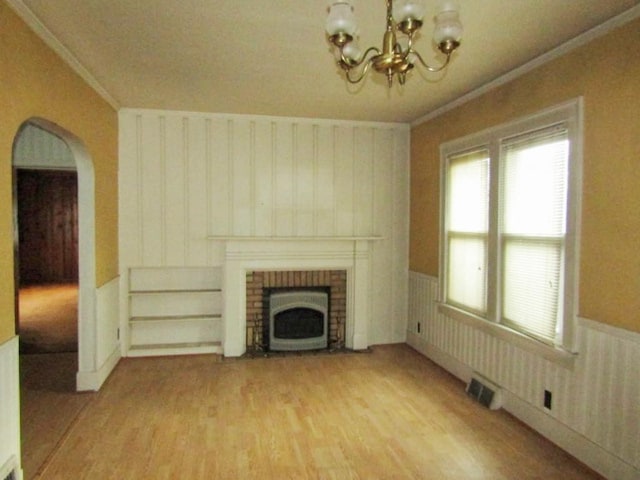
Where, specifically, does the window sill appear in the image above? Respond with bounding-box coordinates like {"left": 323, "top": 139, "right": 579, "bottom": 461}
{"left": 437, "top": 303, "right": 577, "bottom": 370}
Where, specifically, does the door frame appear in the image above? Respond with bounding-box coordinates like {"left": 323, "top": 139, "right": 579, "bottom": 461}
{"left": 12, "top": 118, "right": 97, "bottom": 391}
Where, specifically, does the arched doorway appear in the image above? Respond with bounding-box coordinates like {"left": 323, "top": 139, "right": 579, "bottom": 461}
{"left": 12, "top": 118, "right": 97, "bottom": 390}
{"left": 12, "top": 118, "right": 97, "bottom": 479}
{"left": 15, "top": 129, "right": 79, "bottom": 355}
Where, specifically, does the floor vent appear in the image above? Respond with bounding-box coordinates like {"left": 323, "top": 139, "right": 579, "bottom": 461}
{"left": 466, "top": 373, "right": 503, "bottom": 410}
{"left": 0, "top": 456, "right": 18, "bottom": 480}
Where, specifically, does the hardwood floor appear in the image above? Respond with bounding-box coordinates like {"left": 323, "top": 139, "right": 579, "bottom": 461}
{"left": 35, "top": 345, "right": 602, "bottom": 479}
{"left": 20, "top": 353, "right": 94, "bottom": 480}
{"left": 19, "top": 283, "right": 83, "bottom": 479}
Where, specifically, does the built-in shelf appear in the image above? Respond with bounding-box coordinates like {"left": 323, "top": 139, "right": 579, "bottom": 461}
{"left": 128, "top": 341, "right": 222, "bottom": 357}
{"left": 130, "top": 315, "right": 222, "bottom": 323}
{"left": 126, "top": 266, "right": 223, "bottom": 357}
{"left": 130, "top": 289, "right": 221, "bottom": 294}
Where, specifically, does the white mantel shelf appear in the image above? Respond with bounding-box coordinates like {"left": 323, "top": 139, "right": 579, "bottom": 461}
{"left": 207, "top": 236, "right": 384, "bottom": 241}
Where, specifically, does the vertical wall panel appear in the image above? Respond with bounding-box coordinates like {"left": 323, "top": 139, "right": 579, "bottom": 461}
{"left": 0, "top": 338, "right": 20, "bottom": 478}
{"left": 253, "top": 121, "right": 274, "bottom": 236}
{"left": 118, "top": 114, "right": 141, "bottom": 266}
{"left": 353, "top": 127, "right": 374, "bottom": 236}
{"left": 186, "top": 118, "right": 209, "bottom": 265}
{"left": 119, "top": 109, "right": 409, "bottom": 345}
{"left": 17, "top": 170, "right": 78, "bottom": 284}
{"left": 624, "top": 342, "right": 640, "bottom": 467}
{"left": 274, "top": 121, "right": 294, "bottom": 236}
{"left": 294, "top": 123, "right": 315, "bottom": 236}
{"left": 315, "top": 126, "right": 336, "bottom": 235}
{"left": 231, "top": 119, "right": 252, "bottom": 236}
{"left": 392, "top": 129, "right": 410, "bottom": 343}
{"left": 163, "top": 115, "right": 186, "bottom": 265}
{"left": 139, "top": 115, "right": 163, "bottom": 265}
{"left": 369, "top": 129, "right": 391, "bottom": 344}
{"left": 407, "top": 271, "right": 640, "bottom": 476}
{"left": 334, "top": 126, "right": 355, "bottom": 236}
{"left": 209, "top": 119, "right": 231, "bottom": 236}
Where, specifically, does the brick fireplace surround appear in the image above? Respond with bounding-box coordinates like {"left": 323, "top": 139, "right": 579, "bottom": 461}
{"left": 245, "top": 270, "right": 347, "bottom": 351}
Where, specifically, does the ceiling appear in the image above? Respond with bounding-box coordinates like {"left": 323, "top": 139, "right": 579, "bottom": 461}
{"left": 11, "top": 0, "right": 640, "bottom": 123}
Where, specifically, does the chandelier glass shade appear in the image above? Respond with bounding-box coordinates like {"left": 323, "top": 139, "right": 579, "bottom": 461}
{"left": 325, "top": 0, "right": 463, "bottom": 87}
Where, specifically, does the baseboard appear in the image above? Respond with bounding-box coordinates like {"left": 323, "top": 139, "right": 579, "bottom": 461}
{"left": 0, "top": 454, "right": 23, "bottom": 480}
{"left": 351, "top": 333, "right": 369, "bottom": 351}
{"left": 76, "top": 344, "right": 120, "bottom": 391}
{"left": 504, "top": 390, "right": 639, "bottom": 480}
{"left": 406, "top": 331, "right": 471, "bottom": 382}
{"left": 405, "top": 330, "right": 639, "bottom": 480}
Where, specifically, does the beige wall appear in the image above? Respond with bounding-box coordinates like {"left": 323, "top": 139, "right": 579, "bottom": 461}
{"left": 0, "top": 1, "right": 119, "bottom": 343}
{"left": 410, "top": 17, "right": 640, "bottom": 334}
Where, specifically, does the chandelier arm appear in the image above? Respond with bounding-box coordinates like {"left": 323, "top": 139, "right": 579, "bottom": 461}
{"left": 408, "top": 48, "right": 452, "bottom": 73}
{"left": 345, "top": 58, "right": 375, "bottom": 84}
{"left": 340, "top": 46, "right": 382, "bottom": 69}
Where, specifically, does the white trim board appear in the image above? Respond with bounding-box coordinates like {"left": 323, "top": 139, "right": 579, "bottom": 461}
{"left": 76, "top": 345, "right": 120, "bottom": 392}
{"left": 119, "top": 108, "right": 409, "bottom": 130}
{"left": 411, "top": 4, "right": 640, "bottom": 127}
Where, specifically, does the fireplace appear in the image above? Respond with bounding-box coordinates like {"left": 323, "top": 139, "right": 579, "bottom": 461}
{"left": 222, "top": 238, "right": 374, "bottom": 356}
{"left": 269, "top": 289, "right": 329, "bottom": 351}
{"left": 246, "top": 270, "right": 346, "bottom": 352}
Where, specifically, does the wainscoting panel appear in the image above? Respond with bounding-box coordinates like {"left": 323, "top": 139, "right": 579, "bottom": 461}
{"left": 96, "top": 277, "right": 120, "bottom": 369}
{"left": 0, "top": 336, "right": 21, "bottom": 479}
{"left": 77, "top": 278, "right": 121, "bottom": 391}
{"left": 407, "top": 271, "right": 640, "bottom": 479}
{"left": 119, "top": 109, "right": 410, "bottom": 349}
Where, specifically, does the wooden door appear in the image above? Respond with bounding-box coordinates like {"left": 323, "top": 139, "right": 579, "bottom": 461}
{"left": 17, "top": 169, "right": 78, "bottom": 285}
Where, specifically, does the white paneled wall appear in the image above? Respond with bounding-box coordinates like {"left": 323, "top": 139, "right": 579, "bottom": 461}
{"left": 0, "top": 337, "right": 21, "bottom": 480}
{"left": 77, "top": 278, "right": 122, "bottom": 391}
{"left": 119, "top": 109, "right": 409, "bottom": 349}
{"left": 407, "top": 271, "right": 640, "bottom": 480}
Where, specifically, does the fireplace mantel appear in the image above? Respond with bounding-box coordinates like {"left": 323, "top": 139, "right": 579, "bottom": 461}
{"left": 208, "top": 235, "right": 384, "bottom": 241}
{"left": 220, "top": 237, "right": 377, "bottom": 356}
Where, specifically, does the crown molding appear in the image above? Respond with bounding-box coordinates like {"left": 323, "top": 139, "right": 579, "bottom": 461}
{"left": 411, "top": 4, "right": 640, "bottom": 127}
{"left": 5, "top": 0, "right": 120, "bottom": 111}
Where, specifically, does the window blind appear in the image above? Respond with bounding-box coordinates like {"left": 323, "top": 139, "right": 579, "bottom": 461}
{"left": 445, "top": 150, "right": 489, "bottom": 314}
{"left": 499, "top": 125, "right": 569, "bottom": 342}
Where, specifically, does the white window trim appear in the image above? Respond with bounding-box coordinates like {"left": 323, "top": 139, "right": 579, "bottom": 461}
{"left": 438, "top": 98, "right": 583, "bottom": 364}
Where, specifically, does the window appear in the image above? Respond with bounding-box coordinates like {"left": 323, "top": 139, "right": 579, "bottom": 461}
{"left": 439, "top": 99, "right": 582, "bottom": 352}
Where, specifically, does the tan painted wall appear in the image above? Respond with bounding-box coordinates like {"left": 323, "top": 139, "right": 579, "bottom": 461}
{"left": 0, "top": 1, "right": 118, "bottom": 343}
{"left": 410, "top": 17, "right": 640, "bottom": 334}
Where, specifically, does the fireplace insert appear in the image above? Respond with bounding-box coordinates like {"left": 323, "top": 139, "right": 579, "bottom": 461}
{"left": 268, "top": 290, "right": 328, "bottom": 351}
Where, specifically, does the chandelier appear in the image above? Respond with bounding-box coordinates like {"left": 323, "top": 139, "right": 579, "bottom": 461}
{"left": 325, "top": 0, "right": 463, "bottom": 87}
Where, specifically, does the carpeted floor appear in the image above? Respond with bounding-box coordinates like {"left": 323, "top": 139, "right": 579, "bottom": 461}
{"left": 19, "top": 283, "right": 78, "bottom": 354}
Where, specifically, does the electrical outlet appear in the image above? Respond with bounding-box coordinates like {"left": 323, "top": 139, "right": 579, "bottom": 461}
{"left": 417, "top": 322, "right": 421, "bottom": 333}
{"left": 544, "top": 390, "right": 552, "bottom": 410}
